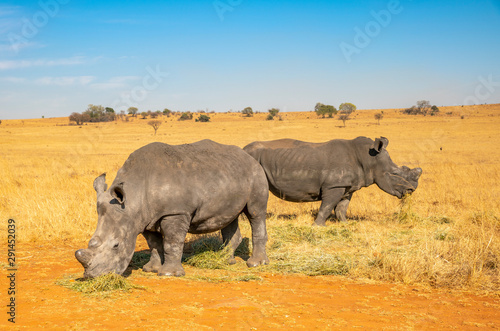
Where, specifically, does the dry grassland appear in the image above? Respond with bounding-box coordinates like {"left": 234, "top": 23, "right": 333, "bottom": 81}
{"left": 1, "top": 104, "right": 499, "bottom": 291}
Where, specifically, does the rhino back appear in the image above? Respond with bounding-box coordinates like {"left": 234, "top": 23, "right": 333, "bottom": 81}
{"left": 113, "top": 140, "right": 266, "bottom": 233}
{"left": 248, "top": 139, "right": 362, "bottom": 202}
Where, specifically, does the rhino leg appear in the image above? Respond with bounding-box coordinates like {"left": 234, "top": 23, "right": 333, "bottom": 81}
{"left": 221, "top": 218, "right": 242, "bottom": 265}
{"left": 244, "top": 204, "right": 269, "bottom": 268}
{"left": 334, "top": 194, "right": 352, "bottom": 223}
{"left": 142, "top": 230, "right": 164, "bottom": 273}
{"left": 158, "top": 215, "right": 189, "bottom": 277}
{"left": 314, "top": 187, "right": 346, "bottom": 226}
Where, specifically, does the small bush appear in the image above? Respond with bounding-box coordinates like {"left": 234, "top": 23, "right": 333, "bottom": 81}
{"left": 195, "top": 114, "right": 210, "bottom": 122}
{"left": 178, "top": 112, "right": 193, "bottom": 121}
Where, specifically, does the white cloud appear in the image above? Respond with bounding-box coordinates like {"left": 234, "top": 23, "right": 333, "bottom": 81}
{"left": 34, "top": 76, "right": 95, "bottom": 86}
{"left": 0, "top": 56, "right": 86, "bottom": 70}
{"left": 0, "top": 76, "right": 26, "bottom": 84}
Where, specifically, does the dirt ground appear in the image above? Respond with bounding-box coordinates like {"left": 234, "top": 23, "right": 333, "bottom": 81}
{"left": 1, "top": 238, "right": 499, "bottom": 330}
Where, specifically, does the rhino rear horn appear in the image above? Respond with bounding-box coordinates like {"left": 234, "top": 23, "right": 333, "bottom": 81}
{"left": 373, "top": 137, "right": 389, "bottom": 152}
{"left": 93, "top": 173, "right": 108, "bottom": 194}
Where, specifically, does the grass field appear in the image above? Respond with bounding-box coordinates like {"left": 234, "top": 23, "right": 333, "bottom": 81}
{"left": 1, "top": 104, "right": 499, "bottom": 291}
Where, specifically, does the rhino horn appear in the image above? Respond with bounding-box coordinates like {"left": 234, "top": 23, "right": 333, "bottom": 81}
{"left": 75, "top": 249, "right": 92, "bottom": 268}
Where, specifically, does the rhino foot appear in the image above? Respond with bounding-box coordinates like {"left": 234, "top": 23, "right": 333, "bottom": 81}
{"left": 227, "top": 257, "right": 237, "bottom": 265}
{"left": 158, "top": 264, "right": 185, "bottom": 277}
{"left": 246, "top": 255, "right": 269, "bottom": 268}
{"left": 143, "top": 260, "right": 161, "bottom": 273}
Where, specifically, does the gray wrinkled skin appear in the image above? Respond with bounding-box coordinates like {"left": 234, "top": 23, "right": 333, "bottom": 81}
{"left": 243, "top": 137, "right": 422, "bottom": 226}
{"left": 75, "top": 140, "right": 269, "bottom": 278}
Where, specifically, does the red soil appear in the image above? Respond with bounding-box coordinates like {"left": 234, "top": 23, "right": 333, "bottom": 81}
{"left": 1, "top": 240, "right": 499, "bottom": 330}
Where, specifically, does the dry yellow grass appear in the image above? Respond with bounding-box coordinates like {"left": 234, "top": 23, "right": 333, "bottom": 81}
{"left": 0, "top": 105, "right": 499, "bottom": 290}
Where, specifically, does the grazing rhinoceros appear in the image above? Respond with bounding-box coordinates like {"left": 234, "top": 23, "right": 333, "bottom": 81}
{"left": 75, "top": 140, "right": 269, "bottom": 278}
{"left": 243, "top": 137, "right": 422, "bottom": 226}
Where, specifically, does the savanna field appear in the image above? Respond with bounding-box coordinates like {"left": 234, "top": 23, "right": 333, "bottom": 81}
{"left": 0, "top": 104, "right": 499, "bottom": 329}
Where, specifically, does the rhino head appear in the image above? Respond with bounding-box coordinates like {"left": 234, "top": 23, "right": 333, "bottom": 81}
{"left": 75, "top": 174, "right": 139, "bottom": 278}
{"left": 368, "top": 137, "right": 422, "bottom": 198}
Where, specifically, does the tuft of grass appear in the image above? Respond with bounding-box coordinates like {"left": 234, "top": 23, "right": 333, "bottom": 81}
{"left": 268, "top": 250, "right": 352, "bottom": 276}
{"left": 57, "top": 273, "right": 145, "bottom": 295}
{"left": 185, "top": 273, "right": 262, "bottom": 283}
{"left": 393, "top": 194, "right": 421, "bottom": 224}
{"left": 183, "top": 234, "right": 231, "bottom": 270}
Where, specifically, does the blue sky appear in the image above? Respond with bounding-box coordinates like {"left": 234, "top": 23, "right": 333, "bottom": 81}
{"left": 0, "top": 0, "right": 499, "bottom": 119}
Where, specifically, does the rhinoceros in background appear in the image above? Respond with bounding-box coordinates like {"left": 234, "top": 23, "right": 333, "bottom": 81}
{"left": 243, "top": 137, "right": 422, "bottom": 226}
{"left": 75, "top": 140, "right": 269, "bottom": 278}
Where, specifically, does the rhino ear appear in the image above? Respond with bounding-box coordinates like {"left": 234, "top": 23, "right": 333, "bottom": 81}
{"left": 110, "top": 182, "right": 126, "bottom": 205}
{"left": 93, "top": 173, "right": 108, "bottom": 194}
{"left": 373, "top": 137, "right": 389, "bottom": 152}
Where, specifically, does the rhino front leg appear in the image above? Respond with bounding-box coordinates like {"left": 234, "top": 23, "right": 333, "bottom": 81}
{"left": 142, "top": 231, "right": 164, "bottom": 273}
{"left": 221, "top": 218, "right": 242, "bottom": 265}
{"left": 158, "top": 215, "right": 189, "bottom": 277}
{"left": 314, "top": 187, "right": 346, "bottom": 226}
{"left": 334, "top": 193, "right": 352, "bottom": 223}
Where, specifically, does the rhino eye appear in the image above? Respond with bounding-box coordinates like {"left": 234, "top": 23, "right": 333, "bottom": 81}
{"left": 113, "top": 243, "right": 119, "bottom": 249}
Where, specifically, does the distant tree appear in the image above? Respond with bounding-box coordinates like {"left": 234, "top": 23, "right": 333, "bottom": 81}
{"left": 69, "top": 112, "right": 83, "bottom": 125}
{"left": 148, "top": 120, "right": 162, "bottom": 135}
{"left": 178, "top": 112, "right": 193, "bottom": 121}
{"left": 86, "top": 104, "right": 115, "bottom": 122}
{"left": 150, "top": 111, "right": 159, "bottom": 119}
{"left": 402, "top": 100, "right": 433, "bottom": 116}
{"left": 105, "top": 107, "right": 115, "bottom": 113}
{"left": 195, "top": 114, "right": 211, "bottom": 122}
{"left": 140, "top": 112, "right": 148, "bottom": 119}
{"left": 0, "top": 120, "right": 2, "bottom": 125}
{"left": 267, "top": 108, "right": 280, "bottom": 120}
{"left": 266, "top": 114, "right": 274, "bottom": 121}
{"left": 374, "top": 112, "right": 383, "bottom": 125}
{"left": 128, "top": 107, "right": 138, "bottom": 117}
{"left": 338, "top": 103, "right": 356, "bottom": 114}
{"left": 416, "top": 100, "right": 431, "bottom": 115}
{"left": 430, "top": 105, "right": 439, "bottom": 116}
{"left": 338, "top": 113, "right": 350, "bottom": 127}
{"left": 69, "top": 112, "right": 89, "bottom": 125}
{"left": 242, "top": 107, "right": 254, "bottom": 117}
{"left": 163, "top": 108, "right": 172, "bottom": 117}
{"left": 314, "top": 103, "right": 337, "bottom": 118}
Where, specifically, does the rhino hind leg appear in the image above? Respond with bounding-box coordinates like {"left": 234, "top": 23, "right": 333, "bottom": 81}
{"left": 221, "top": 218, "right": 242, "bottom": 265}
{"left": 243, "top": 206, "right": 269, "bottom": 268}
{"left": 142, "top": 231, "right": 164, "bottom": 273}
{"left": 334, "top": 194, "right": 352, "bottom": 223}
{"left": 158, "top": 215, "right": 189, "bottom": 277}
{"left": 314, "top": 188, "right": 346, "bottom": 226}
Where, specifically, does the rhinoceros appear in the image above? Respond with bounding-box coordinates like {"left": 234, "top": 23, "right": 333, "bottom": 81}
{"left": 75, "top": 140, "right": 269, "bottom": 278}
{"left": 243, "top": 137, "right": 422, "bottom": 226}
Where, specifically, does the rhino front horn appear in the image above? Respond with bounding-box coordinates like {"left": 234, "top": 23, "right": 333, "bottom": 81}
{"left": 75, "top": 249, "right": 92, "bottom": 268}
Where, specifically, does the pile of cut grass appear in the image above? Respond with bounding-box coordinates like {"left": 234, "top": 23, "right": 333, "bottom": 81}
{"left": 57, "top": 273, "right": 145, "bottom": 295}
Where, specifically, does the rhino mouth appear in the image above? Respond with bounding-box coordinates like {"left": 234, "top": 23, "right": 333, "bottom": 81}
{"left": 388, "top": 173, "right": 418, "bottom": 199}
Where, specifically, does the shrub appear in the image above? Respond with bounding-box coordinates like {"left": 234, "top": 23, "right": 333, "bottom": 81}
{"left": 195, "top": 114, "right": 210, "bottom": 122}
{"left": 178, "top": 112, "right": 193, "bottom": 121}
